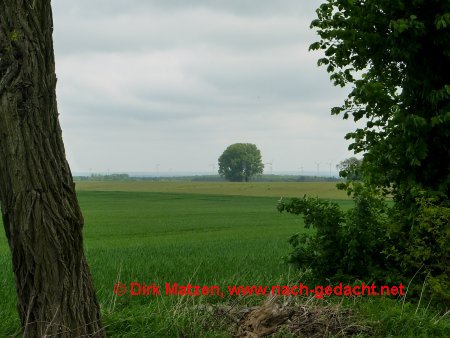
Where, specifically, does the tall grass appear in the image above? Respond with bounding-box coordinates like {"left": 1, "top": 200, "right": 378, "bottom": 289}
{"left": 0, "top": 183, "right": 448, "bottom": 337}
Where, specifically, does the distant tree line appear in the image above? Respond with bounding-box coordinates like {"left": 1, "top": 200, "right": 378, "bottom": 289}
{"left": 74, "top": 174, "right": 341, "bottom": 183}
{"left": 74, "top": 173, "right": 132, "bottom": 181}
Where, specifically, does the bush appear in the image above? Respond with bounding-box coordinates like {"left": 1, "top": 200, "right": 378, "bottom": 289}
{"left": 278, "top": 196, "right": 344, "bottom": 277}
{"left": 278, "top": 183, "right": 391, "bottom": 281}
{"left": 280, "top": 185, "right": 450, "bottom": 306}
{"left": 387, "top": 193, "right": 450, "bottom": 303}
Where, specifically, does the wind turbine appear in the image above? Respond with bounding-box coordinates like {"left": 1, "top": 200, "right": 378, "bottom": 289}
{"left": 325, "top": 162, "right": 332, "bottom": 177}
{"left": 315, "top": 162, "right": 321, "bottom": 176}
{"left": 264, "top": 161, "right": 273, "bottom": 175}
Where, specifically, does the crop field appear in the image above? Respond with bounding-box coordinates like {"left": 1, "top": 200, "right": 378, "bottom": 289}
{"left": 73, "top": 181, "right": 350, "bottom": 199}
{"left": 0, "top": 182, "right": 447, "bottom": 337}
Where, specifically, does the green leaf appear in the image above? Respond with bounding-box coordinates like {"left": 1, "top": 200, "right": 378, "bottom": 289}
{"left": 309, "top": 42, "right": 321, "bottom": 51}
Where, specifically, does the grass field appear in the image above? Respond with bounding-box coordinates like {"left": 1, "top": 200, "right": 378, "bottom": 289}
{"left": 74, "top": 181, "right": 350, "bottom": 199}
{"left": 0, "top": 182, "right": 448, "bottom": 337}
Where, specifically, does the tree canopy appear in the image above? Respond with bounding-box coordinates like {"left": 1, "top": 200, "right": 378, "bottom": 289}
{"left": 310, "top": 0, "right": 450, "bottom": 200}
{"left": 280, "top": 0, "right": 450, "bottom": 303}
{"left": 218, "top": 143, "right": 264, "bottom": 182}
{"left": 336, "top": 157, "right": 363, "bottom": 181}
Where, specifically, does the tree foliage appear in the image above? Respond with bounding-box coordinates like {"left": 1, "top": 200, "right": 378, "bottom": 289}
{"left": 310, "top": 0, "right": 449, "bottom": 200}
{"left": 280, "top": 0, "right": 450, "bottom": 303}
{"left": 218, "top": 143, "right": 264, "bottom": 182}
{"left": 336, "top": 157, "right": 363, "bottom": 180}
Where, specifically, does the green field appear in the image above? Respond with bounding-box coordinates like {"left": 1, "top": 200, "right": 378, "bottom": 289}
{"left": 0, "top": 182, "right": 448, "bottom": 337}
{"left": 74, "top": 181, "right": 350, "bottom": 199}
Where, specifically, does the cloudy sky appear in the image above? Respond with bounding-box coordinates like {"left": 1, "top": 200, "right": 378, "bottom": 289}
{"left": 52, "top": 0, "right": 356, "bottom": 175}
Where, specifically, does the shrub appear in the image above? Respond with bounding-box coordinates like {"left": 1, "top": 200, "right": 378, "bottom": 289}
{"left": 280, "top": 185, "right": 450, "bottom": 305}
{"left": 387, "top": 193, "right": 450, "bottom": 302}
{"left": 278, "top": 183, "right": 391, "bottom": 281}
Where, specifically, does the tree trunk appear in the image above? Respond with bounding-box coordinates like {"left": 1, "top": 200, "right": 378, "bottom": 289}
{"left": 0, "top": 1, "right": 105, "bottom": 337}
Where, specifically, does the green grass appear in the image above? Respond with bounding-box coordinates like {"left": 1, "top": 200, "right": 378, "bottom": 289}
{"left": 0, "top": 182, "right": 448, "bottom": 337}
{"left": 80, "top": 191, "right": 314, "bottom": 291}
{"left": 0, "top": 185, "right": 320, "bottom": 336}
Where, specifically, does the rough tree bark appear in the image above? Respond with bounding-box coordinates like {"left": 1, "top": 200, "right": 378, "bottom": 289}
{"left": 0, "top": 1, "right": 105, "bottom": 337}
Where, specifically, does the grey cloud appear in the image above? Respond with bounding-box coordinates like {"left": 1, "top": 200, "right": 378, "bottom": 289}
{"left": 54, "top": 0, "right": 321, "bottom": 18}
{"left": 53, "top": 8, "right": 316, "bottom": 55}
{"left": 52, "top": 0, "right": 354, "bottom": 173}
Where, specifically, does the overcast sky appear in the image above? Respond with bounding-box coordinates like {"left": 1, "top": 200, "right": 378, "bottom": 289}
{"left": 52, "top": 0, "right": 356, "bottom": 175}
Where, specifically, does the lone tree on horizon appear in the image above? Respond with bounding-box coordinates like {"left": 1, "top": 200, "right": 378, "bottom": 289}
{"left": 0, "top": 1, "right": 104, "bottom": 337}
{"left": 218, "top": 143, "right": 264, "bottom": 182}
{"left": 336, "top": 157, "right": 363, "bottom": 181}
